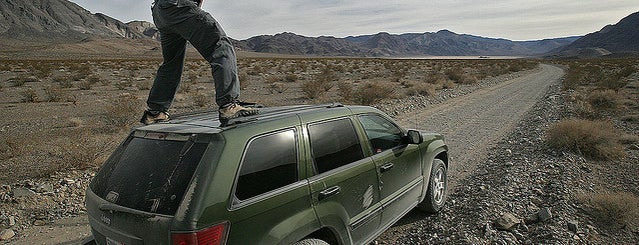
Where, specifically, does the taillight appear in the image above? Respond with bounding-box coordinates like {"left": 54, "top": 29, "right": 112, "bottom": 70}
{"left": 172, "top": 222, "right": 228, "bottom": 245}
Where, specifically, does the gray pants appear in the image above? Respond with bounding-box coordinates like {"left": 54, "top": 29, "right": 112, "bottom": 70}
{"left": 147, "top": 0, "right": 240, "bottom": 112}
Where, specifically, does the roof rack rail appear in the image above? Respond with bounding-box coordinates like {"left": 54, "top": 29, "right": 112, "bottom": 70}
{"left": 220, "top": 103, "right": 345, "bottom": 127}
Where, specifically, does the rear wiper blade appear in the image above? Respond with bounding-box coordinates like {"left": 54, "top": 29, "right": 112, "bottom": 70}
{"left": 99, "top": 203, "right": 157, "bottom": 219}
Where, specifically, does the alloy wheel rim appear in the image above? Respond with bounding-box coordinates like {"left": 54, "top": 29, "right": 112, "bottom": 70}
{"left": 433, "top": 167, "right": 445, "bottom": 204}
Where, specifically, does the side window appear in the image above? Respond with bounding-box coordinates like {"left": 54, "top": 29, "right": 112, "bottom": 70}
{"left": 236, "top": 129, "right": 298, "bottom": 200}
{"left": 308, "top": 118, "right": 365, "bottom": 174}
{"left": 359, "top": 115, "right": 404, "bottom": 154}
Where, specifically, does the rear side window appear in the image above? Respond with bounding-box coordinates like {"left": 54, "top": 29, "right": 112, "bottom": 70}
{"left": 90, "top": 136, "right": 208, "bottom": 215}
{"left": 236, "top": 129, "right": 298, "bottom": 200}
{"left": 308, "top": 118, "right": 365, "bottom": 174}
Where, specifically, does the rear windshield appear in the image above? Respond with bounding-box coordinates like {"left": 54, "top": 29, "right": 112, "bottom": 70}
{"left": 90, "top": 135, "right": 208, "bottom": 215}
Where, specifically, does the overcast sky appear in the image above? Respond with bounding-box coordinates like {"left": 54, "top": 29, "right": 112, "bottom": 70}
{"left": 70, "top": 0, "right": 638, "bottom": 41}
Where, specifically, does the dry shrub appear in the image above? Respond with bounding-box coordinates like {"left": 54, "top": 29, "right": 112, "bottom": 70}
{"left": 239, "top": 72, "right": 250, "bottom": 90}
{"left": 579, "top": 192, "right": 639, "bottom": 228}
{"left": 103, "top": 94, "right": 140, "bottom": 131}
{"left": 54, "top": 76, "right": 73, "bottom": 88}
{"left": 21, "top": 88, "right": 39, "bottom": 103}
{"left": 337, "top": 81, "right": 353, "bottom": 102}
{"left": 302, "top": 79, "right": 327, "bottom": 99}
{"left": 0, "top": 135, "right": 27, "bottom": 160}
{"left": 55, "top": 130, "right": 110, "bottom": 170}
{"left": 406, "top": 83, "right": 437, "bottom": 97}
{"left": 353, "top": 82, "right": 394, "bottom": 105}
{"left": 78, "top": 81, "right": 92, "bottom": 90}
{"left": 441, "top": 79, "right": 456, "bottom": 89}
{"left": 8, "top": 74, "right": 38, "bottom": 87}
{"left": 546, "top": 119, "right": 625, "bottom": 160}
{"left": 265, "top": 75, "right": 281, "bottom": 84}
{"left": 267, "top": 82, "right": 287, "bottom": 94}
{"left": 44, "top": 86, "right": 64, "bottom": 102}
{"left": 136, "top": 80, "right": 152, "bottom": 90}
{"left": 284, "top": 74, "right": 298, "bottom": 83}
{"left": 445, "top": 67, "right": 463, "bottom": 82}
{"left": 193, "top": 92, "right": 210, "bottom": 107}
{"left": 586, "top": 89, "right": 622, "bottom": 111}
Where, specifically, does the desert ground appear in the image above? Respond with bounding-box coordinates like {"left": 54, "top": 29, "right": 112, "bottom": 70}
{"left": 0, "top": 55, "right": 637, "bottom": 244}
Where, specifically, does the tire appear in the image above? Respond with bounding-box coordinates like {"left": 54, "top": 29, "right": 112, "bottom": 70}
{"left": 292, "top": 238, "right": 330, "bottom": 245}
{"left": 418, "top": 159, "right": 447, "bottom": 213}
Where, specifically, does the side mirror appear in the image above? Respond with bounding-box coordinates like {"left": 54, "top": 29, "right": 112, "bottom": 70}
{"left": 406, "top": 130, "right": 423, "bottom": 144}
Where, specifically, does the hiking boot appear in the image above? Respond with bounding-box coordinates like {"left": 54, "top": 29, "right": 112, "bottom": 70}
{"left": 219, "top": 102, "right": 259, "bottom": 120}
{"left": 140, "top": 110, "right": 170, "bottom": 125}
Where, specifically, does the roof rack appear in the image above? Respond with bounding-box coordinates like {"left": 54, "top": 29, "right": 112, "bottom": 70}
{"left": 220, "top": 102, "right": 344, "bottom": 127}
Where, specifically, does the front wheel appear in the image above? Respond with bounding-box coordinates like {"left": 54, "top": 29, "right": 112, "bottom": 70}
{"left": 418, "top": 159, "right": 447, "bottom": 213}
{"left": 292, "top": 238, "right": 330, "bottom": 245}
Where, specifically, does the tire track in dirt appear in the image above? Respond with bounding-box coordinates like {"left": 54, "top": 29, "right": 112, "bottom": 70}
{"left": 396, "top": 64, "right": 564, "bottom": 190}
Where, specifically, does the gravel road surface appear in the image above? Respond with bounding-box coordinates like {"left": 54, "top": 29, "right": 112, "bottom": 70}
{"left": 396, "top": 64, "right": 564, "bottom": 189}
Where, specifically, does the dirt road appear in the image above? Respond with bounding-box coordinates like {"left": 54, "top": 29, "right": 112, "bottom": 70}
{"left": 7, "top": 64, "right": 564, "bottom": 245}
{"left": 396, "top": 64, "right": 564, "bottom": 189}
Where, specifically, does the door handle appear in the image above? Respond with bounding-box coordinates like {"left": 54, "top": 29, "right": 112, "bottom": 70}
{"left": 380, "top": 163, "right": 394, "bottom": 173}
{"left": 319, "top": 186, "right": 341, "bottom": 200}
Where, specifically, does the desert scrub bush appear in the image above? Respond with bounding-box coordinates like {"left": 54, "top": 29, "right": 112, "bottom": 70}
{"left": 337, "top": 81, "right": 353, "bottom": 102}
{"left": 86, "top": 74, "right": 101, "bottom": 85}
{"left": 578, "top": 192, "right": 639, "bottom": 228}
{"left": 55, "top": 130, "right": 108, "bottom": 170}
{"left": 267, "top": 82, "right": 288, "bottom": 94}
{"left": 193, "top": 92, "right": 210, "bottom": 107}
{"left": 21, "top": 88, "right": 39, "bottom": 103}
{"left": 115, "top": 80, "right": 133, "bottom": 90}
{"left": 265, "top": 75, "right": 282, "bottom": 84}
{"left": 54, "top": 76, "right": 73, "bottom": 88}
{"left": 8, "top": 74, "right": 38, "bottom": 87}
{"left": 284, "top": 74, "right": 298, "bottom": 83}
{"left": 445, "top": 67, "right": 464, "bottom": 82}
{"left": 44, "top": 86, "right": 64, "bottom": 102}
{"left": 0, "top": 135, "right": 27, "bottom": 160}
{"left": 103, "top": 94, "right": 140, "bottom": 131}
{"left": 586, "top": 89, "right": 623, "bottom": 112}
{"left": 545, "top": 119, "right": 625, "bottom": 160}
{"left": 353, "top": 82, "right": 394, "bottom": 105}
{"left": 406, "top": 83, "right": 437, "bottom": 97}
{"left": 78, "top": 81, "right": 93, "bottom": 90}
{"left": 302, "top": 79, "right": 326, "bottom": 99}
{"left": 238, "top": 72, "right": 250, "bottom": 90}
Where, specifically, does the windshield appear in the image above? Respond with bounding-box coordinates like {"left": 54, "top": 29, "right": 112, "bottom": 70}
{"left": 90, "top": 135, "right": 208, "bottom": 215}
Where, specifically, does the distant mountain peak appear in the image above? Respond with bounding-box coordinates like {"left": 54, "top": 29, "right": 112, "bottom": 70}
{"left": 553, "top": 11, "right": 639, "bottom": 57}
{"left": 0, "top": 0, "right": 158, "bottom": 41}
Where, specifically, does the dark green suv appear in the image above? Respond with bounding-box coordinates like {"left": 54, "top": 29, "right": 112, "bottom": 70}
{"left": 85, "top": 104, "right": 448, "bottom": 245}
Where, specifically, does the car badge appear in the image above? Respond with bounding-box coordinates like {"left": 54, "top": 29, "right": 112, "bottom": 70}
{"left": 106, "top": 191, "right": 119, "bottom": 203}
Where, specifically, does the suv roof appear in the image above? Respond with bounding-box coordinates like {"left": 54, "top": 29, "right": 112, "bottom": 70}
{"left": 137, "top": 103, "right": 370, "bottom": 134}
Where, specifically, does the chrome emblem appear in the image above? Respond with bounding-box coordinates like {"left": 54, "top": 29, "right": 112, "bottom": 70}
{"left": 106, "top": 191, "right": 119, "bottom": 203}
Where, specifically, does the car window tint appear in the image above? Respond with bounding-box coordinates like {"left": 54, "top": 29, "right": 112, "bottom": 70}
{"left": 236, "top": 129, "right": 298, "bottom": 200}
{"left": 308, "top": 118, "right": 365, "bottom": 174}
{"left": 359, "top": 115, "right": 403, "bottom": 154}
{"left": 90, "top": 137, "right": 207, "bottom": 215}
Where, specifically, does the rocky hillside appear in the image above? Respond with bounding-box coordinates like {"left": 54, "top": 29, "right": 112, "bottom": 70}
{"left": 0, "top": 0, "right": 157, "bottom": 41}
{"left": 235, "top": 30, "right": 578, "bottom": 57}
{"left": 551, "top": 11, "right": 639, "bottom": 58}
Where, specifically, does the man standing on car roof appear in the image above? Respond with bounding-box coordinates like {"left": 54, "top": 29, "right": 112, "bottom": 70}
{"left": 141, "top": 0, "right": 259, "bottom": 125}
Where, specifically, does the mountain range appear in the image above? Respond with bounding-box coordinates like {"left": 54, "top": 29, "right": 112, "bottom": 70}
{"left": 0, "top": 0, "right": 637, "bottom": 58}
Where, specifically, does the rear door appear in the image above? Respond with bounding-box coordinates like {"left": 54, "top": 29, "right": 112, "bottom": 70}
{"left": 357, "top": 114, "right": 423, "bottom": 227}
{"left": 305, "top": 117, "right": 382, "bottom": 244}
{"left": 226, "top": 128, "right": 318, "bottom": 244}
